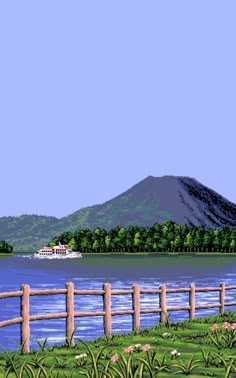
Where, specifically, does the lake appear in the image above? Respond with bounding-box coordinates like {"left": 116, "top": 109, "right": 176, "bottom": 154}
{"left": 0, "top": 253, "right": 236, "bottom": 351}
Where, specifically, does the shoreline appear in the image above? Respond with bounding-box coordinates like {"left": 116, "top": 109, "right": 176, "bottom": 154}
{"left": 8, "top": 251, "right": 236, "bottom": 256}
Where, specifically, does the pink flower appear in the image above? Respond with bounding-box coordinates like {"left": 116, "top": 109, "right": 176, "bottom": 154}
{"left": 231, "top": 323, "right": 236, "bottom": 330}
{"left": 110, "top": 354, "right": 119, "bottom": 363}
{"left": 222, "top": 322, "right": 230, "bottom": 329}
{"left": 211, "top": 324, "right": 218, "bottom": 331}
{"left": 124, "top": 345, "right": 134, "bottom": 353}
{"left": 142, "top": 344, "right": 151, "bottom": 352}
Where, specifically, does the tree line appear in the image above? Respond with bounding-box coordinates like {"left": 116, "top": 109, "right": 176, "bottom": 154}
{"left": 0, "top": 240, "right": 13, "bottom": 253}
{"left": 48, "top": 221, "right": 236, "bottom": 253}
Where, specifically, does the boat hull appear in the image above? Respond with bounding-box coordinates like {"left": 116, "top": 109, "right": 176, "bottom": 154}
{"left": 33, "top": 251, "right": 82, "bottom": 259}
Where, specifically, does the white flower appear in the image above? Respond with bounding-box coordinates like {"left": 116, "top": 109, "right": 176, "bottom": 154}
{"left": 170, "top": 349, "right": 180, "bottom": 359}
{"left": 75, "top": 353, "right": 87, "bottom": 359}
{"left": 163, "top": 332, "right": 171, "bottom": 337}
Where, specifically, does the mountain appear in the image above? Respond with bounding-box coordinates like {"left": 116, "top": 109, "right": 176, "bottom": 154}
{"left": 1, "top": 175, "right": 236, "bottom": 251}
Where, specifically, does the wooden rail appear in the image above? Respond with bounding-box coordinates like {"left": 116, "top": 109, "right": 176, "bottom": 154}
{"left": 0, "top": 282, "right": 236, "bottom": 352}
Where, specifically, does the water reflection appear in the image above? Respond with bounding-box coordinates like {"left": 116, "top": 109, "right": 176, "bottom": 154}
{"left": 0, "top": 253, "right": 236, "bottom": 350}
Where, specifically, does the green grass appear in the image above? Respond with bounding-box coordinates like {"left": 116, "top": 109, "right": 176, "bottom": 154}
{"left": 0, "top": 312, "right": 236, "bottom": 377}
{"left": 74, "top": 252, "right": 236, "bottom": 255}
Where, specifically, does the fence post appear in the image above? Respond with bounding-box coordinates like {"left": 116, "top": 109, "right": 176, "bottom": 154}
{"left": 220, "top": 282, "right": 225, "bottom": 315}
{"left": 132, "top": 284, "right": 140, "bottom": 332}
{"left": 66, "top": 282, "right": 74, "bottom": 345}
{"left": 20, "top": 284, "right": 30, "bottom": 353}
{"left": 103, "top": 283, "right": 112, "bottom": 336}
{"left": 160, "top": 284, "right": 167, "bottom": 324}
{"left": 189, "top": 283, "right": 195, "bottom": 321}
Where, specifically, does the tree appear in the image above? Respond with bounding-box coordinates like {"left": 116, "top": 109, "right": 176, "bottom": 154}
{"left": 79, "top": 229, "right": 93, "bottom": 252}
{"left": 203, "top": 232, "right": 211, "bottom": 252}
{"left": 126, "top": 225, "right": 139, "bottom": 252}
{"left": 152, "top": 223, "right": 162, "bottom": 251}
{"left": 105, "top": 235, "right": 111, "bottom": 251}
{"left": 166, "top": 231, "right": 175, "bottom": 251}
{"left": 68, "top": 237, "right": 77, "bottom": 251}
{"left": 222, "top": 234, "right": 231, "bottom": 252}
{"left": 108, "top": 226, "right": 123, "bottom": 252}
{"left": 212, "top": 229, "right": 221, "bottom": 252}
{"left": 117, "top": 227, "right": 127, "bottom": 252}
{"left": 0, "top": 240, "right": 13, "bottom": 253}
{"left": 194, "top": 228, "right": 204, "bottom": 252}
{"left": 80, "top": 237, "right": 91, "bottom": 252}
{"left": 48, "top": 238, "right": 58, "bottom": 248}
{"left": 173, "top": 234, "right": 183, "bottom": 252}
{"left": 143, "top": 227, "right": 154, "bottom": 251}
{"left": 92, "top": 227, "right": 107, "bottom": 252}
{"left": 126, "top": 227, "right": 134, "bottom": 252}
{"left": 184, "top": 233, "right": 194, "bottom": 252}
{"left": 92, "top": 239, "right": 99, "bottom": 252}
{"left": 134, "top": 232, "right": 141, "bottom": 252}
{"left": 59, "top": 231, "right": 73, "bottom": 245}
{"left": 181, "top": 224, "right": 191, "bottom": 239}
{"left": 47, "top": 222, "right": 236, "bottom": 255}
{"left": 158, "top": 236, "right": 169, "bottom": 252}
{"left": 229, "top": 239, "right": 236, "bottom": 253}
{"left": 160, "top": 222, "right": 171, "bottom": 251}
{"left": 74, "top": 229, "right": 86, "bottom": 250}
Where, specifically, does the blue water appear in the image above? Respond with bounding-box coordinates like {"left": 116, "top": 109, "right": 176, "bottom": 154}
{"left": 0, "top": 253, "right": 236, "bottom": 351}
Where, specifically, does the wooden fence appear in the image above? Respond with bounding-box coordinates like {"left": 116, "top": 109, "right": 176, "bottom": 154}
{"left": 0, "top": 282, "right": 236, "bottom": 353}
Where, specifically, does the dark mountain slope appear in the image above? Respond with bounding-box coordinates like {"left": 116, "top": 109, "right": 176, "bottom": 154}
{"left": 178, "top": 177, "right": 236, "bottom": 227}
{"left": 1, "top": 176, "right": 236, "bottom": 251}
{"left": 60, "top": 175, "right": 236, "bottom": 230}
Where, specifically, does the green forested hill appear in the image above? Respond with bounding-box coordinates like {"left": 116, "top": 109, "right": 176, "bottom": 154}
{"left": 1, "top": 176, "right": 236, "bottom": 251}
{"left": 0, "top": 215, "right": 62, "bottom": 251}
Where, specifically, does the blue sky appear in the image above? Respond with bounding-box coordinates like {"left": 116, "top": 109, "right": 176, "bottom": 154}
{"left": 1, "top": 1, "right": 235, "bottom": 218}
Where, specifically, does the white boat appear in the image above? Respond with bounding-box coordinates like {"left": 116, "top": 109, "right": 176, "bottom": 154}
{"left": 34, "top": 243, "right": 82, "bottom": 259}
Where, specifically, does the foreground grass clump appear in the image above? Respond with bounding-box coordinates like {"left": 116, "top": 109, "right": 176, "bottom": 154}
{"left": 0, "top": 312, "right": 236, "bottom": 377}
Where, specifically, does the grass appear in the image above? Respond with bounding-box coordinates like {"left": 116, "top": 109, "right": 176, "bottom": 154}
{"left": 54, "top": 252, "right": 236, "bottom": 256}
{"left": 0, "top": 312, "right": 236, "bottom": 377}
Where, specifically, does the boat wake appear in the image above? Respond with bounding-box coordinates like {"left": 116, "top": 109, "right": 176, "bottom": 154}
{"left": 33, "top": 252, "right": 82, "bottom": 260}
{"left": 15, "top": 253, "right": 82, "bottom": 260}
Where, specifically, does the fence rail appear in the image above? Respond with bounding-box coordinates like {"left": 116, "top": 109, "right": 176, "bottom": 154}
{"left": 0, "top": 282, "right": 236, "bottom": 352}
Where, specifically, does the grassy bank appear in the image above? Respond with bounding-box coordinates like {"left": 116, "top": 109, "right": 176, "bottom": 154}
{"left": 1, "top": 312, "right": 236, "bottom": 377}
{"left": 79, "top": 252, "right": 236, "bottom": 256}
